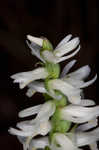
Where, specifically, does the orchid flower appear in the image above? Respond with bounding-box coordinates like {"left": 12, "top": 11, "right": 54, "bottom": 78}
{"left": 27, "top": 34, "right": 80, "bottom": 64}
{"left": 11, "top": 67, "right": 48, "bottom": 89}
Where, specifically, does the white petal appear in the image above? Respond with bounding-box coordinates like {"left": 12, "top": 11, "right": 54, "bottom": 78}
{"left": 76, "top": 119, "right": 98, "bottom": 131}
{"left": 54, "top": 37, "right": 80, "bottom": 57}
{"left": 60, "top": 60, "right": 77, "bottom": 77}
{"left": 35, "top": 101, "right": 56, "bottom": 122}
{"left": 8, "top": 127, "right": 32, "bottom": 137}
{"left": 11, "top": 67, "right": 48, "bottom": 89}
{"left": 26, "top": 40, "right": 45, "bottom": 62}
{"left": 29, "top": 137, "right": 49, "bottom": 150}
{"left": 18, "top": 104, "right": 42, "bottom": 118}
{"left": 78, "top": 74, "right": 97, "bottom": 88}
{"left": 42, "top": 50, "right": 59, "bottom": 64}
{"left": 27, "top": 35, "right": 43, "bottom": 46}
{"left": 38, "top": 121, "right": 52, "bottom": 136}
{"left": 27, "top": 81, "right": 46, "bottom": 93}
{"left": 63, "top": 77, "right": 84, "bottom": 88}
{"left": 48, "top": 79, "right": 81, "bottom": 104}
{"left": 55, "top": 34, "right": 72, "bottom": 49}
{"left": 68, "top": 65, "right": 91, "bottom": 80}
{"left": 51, "top": 133, "right": 79, "bottom": 150}
{"left": 76, "top": 128, "right": 99, "bottom": 147}
{"left": 26, "top": 89, "right": 36, "bottom": 97}
{"left": 57, "top": 45, "right": 80, "bottom": 63}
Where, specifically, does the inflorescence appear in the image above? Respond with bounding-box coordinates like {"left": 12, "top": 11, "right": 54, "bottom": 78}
{"left": 9, "top": 34, "right": 98, "bottom": 150}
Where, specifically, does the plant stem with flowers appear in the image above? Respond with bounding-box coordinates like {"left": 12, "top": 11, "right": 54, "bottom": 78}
{"left": 9, "top": 34, "right": 98, "bottom": 150}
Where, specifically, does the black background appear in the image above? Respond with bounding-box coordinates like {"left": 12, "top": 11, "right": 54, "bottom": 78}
{"left": 0, "top": 0, "right": 98, "bottom": 150}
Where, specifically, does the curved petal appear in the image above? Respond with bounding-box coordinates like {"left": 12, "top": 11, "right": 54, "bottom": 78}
{"left": 57, "top": 45, "right": 80, "bottom": 63}
{"left": 26, "top": 40, "right": 45, "bottom": 62}
{"left": 78, "top": 74, "right": 97, "bottom": 88}
{"left": 67, "top": 65, "right": 91, "bottom": 80}
{"left": 54, "top": 37, "right": 80, "bottom": 57}
{"left": 55, "top": 34, "right": 72, "bottom": 49}
{"left": 76, "top": 119, "right": 98, "bottom": 131}
{"left": 60, "top": 60, "right": 77, "bottom": 77}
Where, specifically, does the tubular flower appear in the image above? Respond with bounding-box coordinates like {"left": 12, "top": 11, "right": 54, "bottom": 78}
{"left": 9, "top": 34, "right": 98, "bottom": 150}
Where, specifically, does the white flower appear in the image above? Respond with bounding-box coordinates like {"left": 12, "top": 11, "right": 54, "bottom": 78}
{"left": 27, "top": 34, "right": 80, "bottom": 64}
{"left": 26, "top": 81, "right": 47, "bottom": 97}
{"left": 47, "top": 79, "right": 82, "bottom": 104}
{"left": 9, "top": 101, "right": 55, "bottom": 150}
{"left": 11, "top": 67, "right": 48, "bottom": 89}
{"left": 60, "top": 104, "right": 99, "bottom": 123}
{"left": 61, "top": 61, "right": 97, "bottom": 89}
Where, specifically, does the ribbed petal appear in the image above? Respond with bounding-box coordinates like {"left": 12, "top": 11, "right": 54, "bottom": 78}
{"left": 27, "top": 35, "right": 43, "bottom": 46}
{"left": 18, "top": 104, "right": 42, "bottom": 118}
{"left": 29, "top": 137, "right": 49, "bottom": 150}
{"left": 26, "top": 40, "right": 45, "bottom": 62}
{"left": 60, "top": 60, "right": 77, "bottom": 77}
{"left": 55, "top": 34, "right": 72, "bottom": 49}
{"left": 11, "top": 67, "right": 48, "bottom": 89}
{"left": 54, "top": 37, "right": 80, "bottom": 57}
{"left": 79, "top": 99, "right": 95, "bottom": 106}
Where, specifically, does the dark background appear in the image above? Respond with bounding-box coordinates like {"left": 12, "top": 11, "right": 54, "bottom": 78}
{"left": 0, "top": 0, "right": 98, "bottom": 149}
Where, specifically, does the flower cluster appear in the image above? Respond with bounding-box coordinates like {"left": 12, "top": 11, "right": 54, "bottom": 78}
{"left": 9, "top": 34, "right": 98, "bottom": 150}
